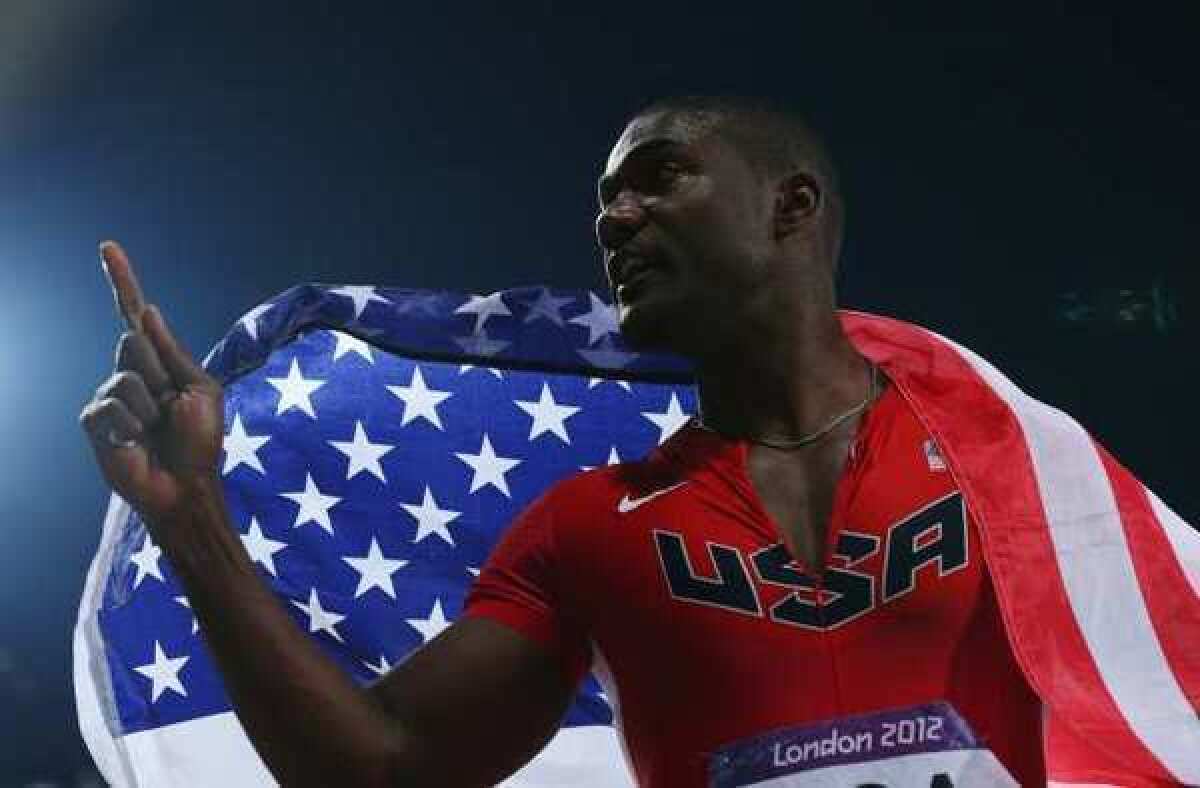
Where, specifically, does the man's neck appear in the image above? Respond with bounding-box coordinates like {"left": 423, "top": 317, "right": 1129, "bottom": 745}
{"left": 693, "top": 303, "right": 869, "bottom": 444}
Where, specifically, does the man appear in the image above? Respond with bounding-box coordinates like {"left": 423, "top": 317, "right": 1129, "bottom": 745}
{"left": 80, "top": 97, "right": 1193, "bottom": 786}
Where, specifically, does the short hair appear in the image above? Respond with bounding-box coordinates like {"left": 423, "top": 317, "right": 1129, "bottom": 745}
{"left": 632, "top": 95, "right": 844, "bottom": 265}
{"left": 633, "top": 95, "right": 838, "bottom": 193}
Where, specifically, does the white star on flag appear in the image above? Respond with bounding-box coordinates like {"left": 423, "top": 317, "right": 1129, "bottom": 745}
{"left": 343, "top": 538, "right": 408, "bottom": 599}
{"left": 453, "top": 331, "right": 510, "bottom": 358}
{"left": 454, "top": 291, "right": 512, "bottom": 334}
{"left": 240, "top": 517, "right": 287, "bottom": 576}
{"left": 173, "top": 596, "right": 198, "bottom": 634}
{"left": 266, "top": 358, "right": 325, "bottom": 418}
{"left": 238, "top": 302, "right": 274, "bottom": 341}
{"left": 394, "top": 292, "right": 442, "bottom": 317}
{"left": 328, "top": 421, "right": 395, "bottom": 482}
{"left": 292, "top": 588, "right": 346, "bottom": 643}
{"left": 400, "top": 486, "right": 461, "bottom": 545}
{"left": 643, "top": 392, "right": 692, "bottom": 445}
{"left": 329, "top": 286, "right": 389, "bottom": 319}
{"left": 568, "top": 292, "right": 619, "bottom": 345}
{"left": 522, "top": 288, "right": 574, "bottom": 326}
{"left": 459, "top": 363, "right": 504, "bottom": 378}
{"left": 387, "top": 365, "right": 452, "bottom": 429}
{"left": 577, "top": 335, "right": 638, "bottom": 370}
{"left": 581, "top": 446, "right": 623, "bottom": 472}
{"left": 588, "top": 377, "right": 632, "bottom": 391}
{"left": 280, "top": 473, "right": 342, "bottom": 534}
{"left": 134, "top": 641, "right": 189, "bottom": 702}
{"left": 514, "top": 383, "right": 580, "bottom": 443}
{"left": 332, "top": 331, "right": 375, "bottom": 363}
{"left": 222, "top": 412, "right": 270, "bottom": 475}
{"left": 456, "top": 433, "right": 522, "bottom": 497}
{"left": 406, "top": 598, "right": 451, "bottom": 644}
{"left": 130, "top": 533, "right": 163, "bottom": 589}
{"left": 364, "top": 654, "right": 392, "bottom": 677}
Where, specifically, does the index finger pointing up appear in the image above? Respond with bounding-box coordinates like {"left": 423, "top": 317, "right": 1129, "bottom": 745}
{"left": 99, "top": 240, "right": 146, "bottom": 333}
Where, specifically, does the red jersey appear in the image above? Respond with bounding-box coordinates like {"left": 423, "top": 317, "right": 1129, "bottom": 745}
{"left": 464, "top": 384, "right": 1044, "bottom": 786}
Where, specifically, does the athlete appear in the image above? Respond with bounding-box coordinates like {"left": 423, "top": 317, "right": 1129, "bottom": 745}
{"left": 82, "top": 96, "right": 1048, "bottom": 785}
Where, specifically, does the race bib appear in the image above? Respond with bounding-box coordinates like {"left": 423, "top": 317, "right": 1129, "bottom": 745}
{"left": 708, "top": 702, "right": 1018, "bottom": 788}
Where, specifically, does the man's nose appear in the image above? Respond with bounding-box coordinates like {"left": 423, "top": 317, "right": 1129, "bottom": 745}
{"left": 595, "top": 190, "right": 645, "bottom": 252}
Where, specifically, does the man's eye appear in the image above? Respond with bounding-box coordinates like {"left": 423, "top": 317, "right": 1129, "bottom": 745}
{"left": 658, "top": 162, "right": 684, "bottom": 180}
{"left": 650, "top": 161, "right": 684, "bottom": 189}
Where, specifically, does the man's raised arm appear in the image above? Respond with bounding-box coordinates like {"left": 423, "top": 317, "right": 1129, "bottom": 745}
{"left": 78, "top": 241, "right": 575, "bottom": 786}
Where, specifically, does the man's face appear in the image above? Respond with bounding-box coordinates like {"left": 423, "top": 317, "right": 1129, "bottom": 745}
{"left": 595, "top": 110, "right": 775, "bottom": 353}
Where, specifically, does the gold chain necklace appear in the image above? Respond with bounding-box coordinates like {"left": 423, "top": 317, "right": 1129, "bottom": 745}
{"left": 695, "top": 363, "right": 879, "bottom": 450}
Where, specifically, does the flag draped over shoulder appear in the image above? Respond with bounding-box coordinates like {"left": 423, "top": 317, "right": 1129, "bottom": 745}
{"left": 847, "top": 310, "right": 1200, "bottom": 787}
{"left": 74, "top": 286, "right": 1199, "bottom": 787}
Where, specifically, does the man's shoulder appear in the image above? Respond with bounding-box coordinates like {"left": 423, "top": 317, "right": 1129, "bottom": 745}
{"left": 527, "top": 453, "right": 670, "bottom": 521}
{"left": 540, "top": 458, "right": 644, "bottom": 501}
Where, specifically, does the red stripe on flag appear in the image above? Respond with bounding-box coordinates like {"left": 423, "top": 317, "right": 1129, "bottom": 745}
{"left": 842, "top": 311, "right": 1172, "bottom": 783}
{"left": 1098, "top": 445, "right": 1200, "bottom": 727}
{"left": 1043, "top": 706, "right": 1177, "bottom": 788}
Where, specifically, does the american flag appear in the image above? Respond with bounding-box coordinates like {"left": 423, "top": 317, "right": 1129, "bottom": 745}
{"left": 76, "top": 284, "right": 695, "bottom": 786}
{"left": 75, "top": 286, "right": 1200, "bottom": 786}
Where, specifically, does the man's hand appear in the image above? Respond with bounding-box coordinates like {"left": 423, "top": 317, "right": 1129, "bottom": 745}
{"left": 79, "top": 240, "right": 225, "bottom": 529}
{"left": 75, "top": 241, "right": 574, "bottom": 785}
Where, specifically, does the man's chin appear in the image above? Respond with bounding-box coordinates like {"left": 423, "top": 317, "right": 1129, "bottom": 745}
{"left": 615, "top": 296, "right": 688, "bottom": 354}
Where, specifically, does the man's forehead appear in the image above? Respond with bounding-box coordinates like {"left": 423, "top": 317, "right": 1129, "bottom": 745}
{"left": 604, "top": 110, "right": 722, "bottom": 173}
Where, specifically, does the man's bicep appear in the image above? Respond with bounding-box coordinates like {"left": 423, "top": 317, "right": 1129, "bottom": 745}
{"left": 368, "top": 616, "right": 579, "bottom": 785}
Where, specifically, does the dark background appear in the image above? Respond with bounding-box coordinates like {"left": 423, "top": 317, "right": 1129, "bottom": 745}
{"left": 1, "top": 2, "right": 1196, "bottom": 784}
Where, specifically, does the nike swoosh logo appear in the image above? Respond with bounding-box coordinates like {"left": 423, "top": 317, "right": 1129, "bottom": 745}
{"left": 617, "top": 481, "right": 689, "bottom": 513}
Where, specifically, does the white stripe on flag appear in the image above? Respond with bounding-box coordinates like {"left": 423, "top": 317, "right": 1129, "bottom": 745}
{"left": 74, "top": 493, "right": 138, "bottom": 787}
{"left": 947, "top": 338, "right": 1200, "bottom": 784}
{"left": 123, "top": 712, "right": 274, "bottom": 786}
{"left": 502, "top": 724, "right": 635, "bottom": 787}
{"left": 590, "top": 643, "right": 637, "bottom": 785}
{"left": 114, "top": 711, "right": 631, "bottom": 787}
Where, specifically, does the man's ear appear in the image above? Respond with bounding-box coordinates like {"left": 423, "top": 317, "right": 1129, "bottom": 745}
{"left": 774, "top": 172, "right": 821, "bottom": 240}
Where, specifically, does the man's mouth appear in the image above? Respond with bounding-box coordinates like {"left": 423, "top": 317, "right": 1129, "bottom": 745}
{"left": 610, "top": 249, "right": 664, "bottom": 299}
{"left": 619, "top": 264, "right": 656, "bottom": 294}
{"left": 614, "top": 257, "right": 661, "bottom": 302}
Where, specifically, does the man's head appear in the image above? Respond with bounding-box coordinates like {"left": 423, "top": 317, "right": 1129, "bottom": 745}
{"left": 595, "top": 95, "right": 843, "bottom": 356}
